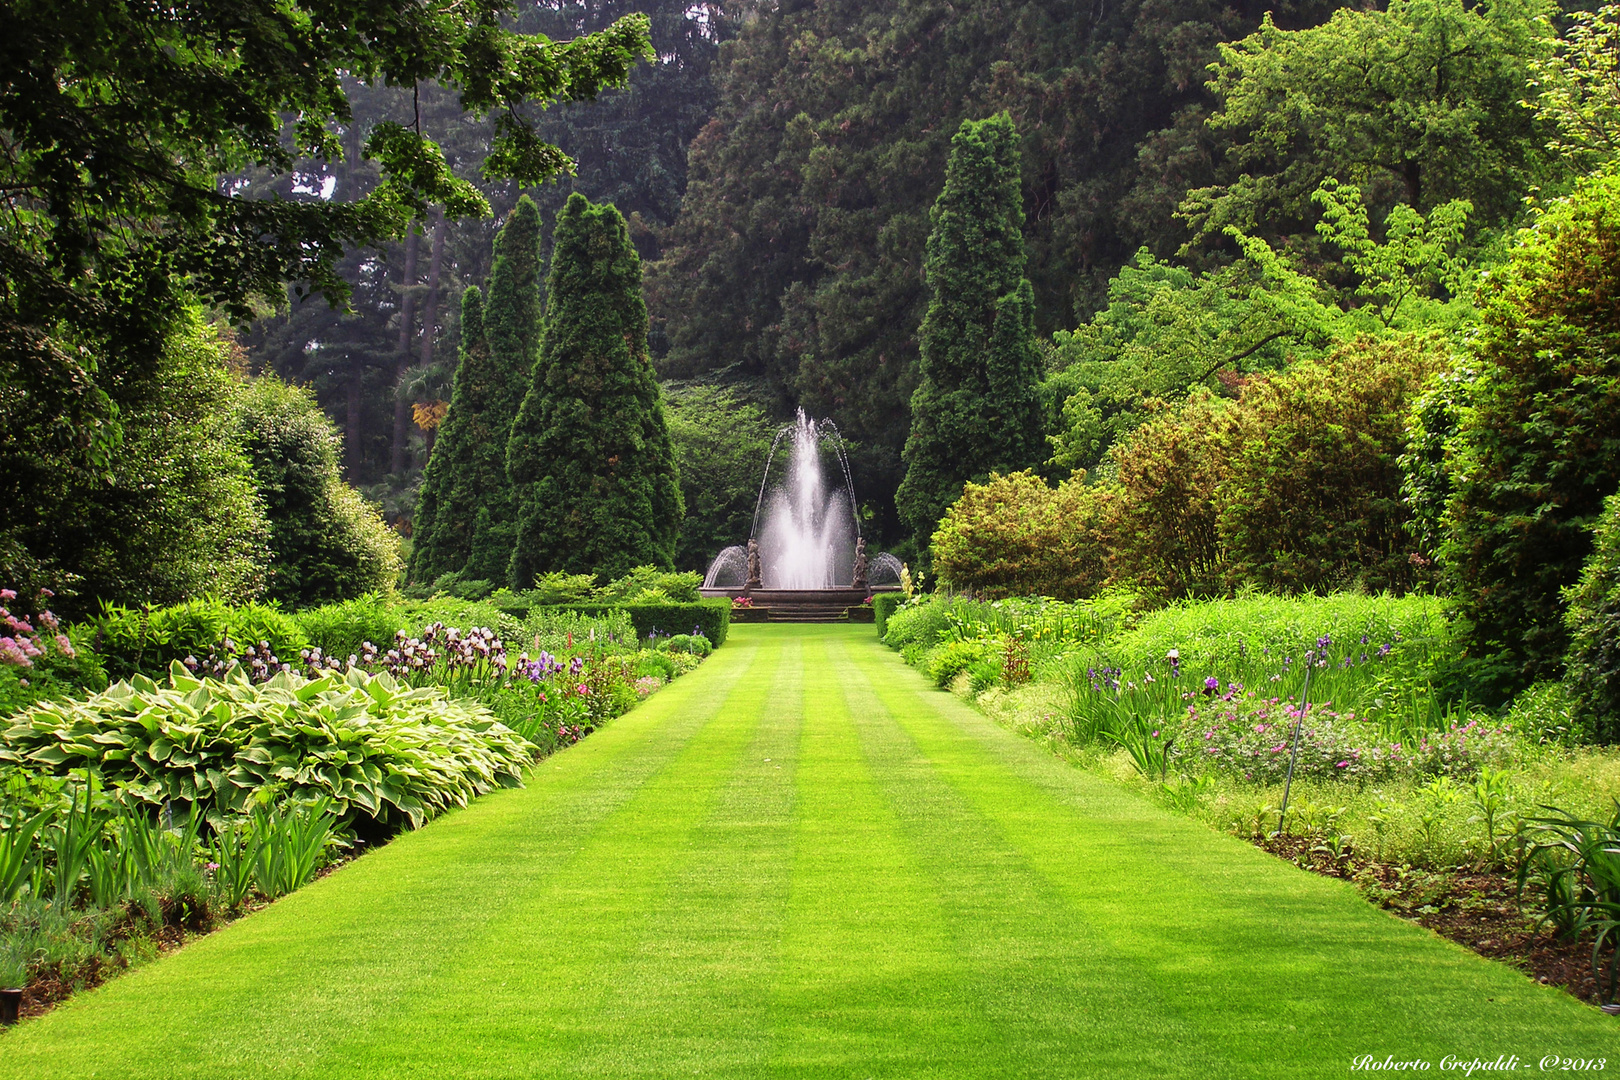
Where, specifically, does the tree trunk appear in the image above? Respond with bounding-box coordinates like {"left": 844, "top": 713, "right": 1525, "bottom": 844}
{"left": 418, "top": 207, "right": 446, "bottom": 371}
{"left": 391, "top": 224, "right": 420, "bottom": 475}
{"left": 1403, "top": 158, "right": 1422, "bottom": 209}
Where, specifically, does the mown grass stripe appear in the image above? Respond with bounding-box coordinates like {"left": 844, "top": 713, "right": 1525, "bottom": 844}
{"left": 828, "top": 634, "right": 1234, "bottom": 1078}
{"left": 844, "top": 631, "right": 1617, "bottom": 1070}
{"left": 766, "top": 635, "right": 994, "bottom": 1078}
{"left": 0, "top": 636, "right": 767, "bottom": 1079}
{"left": 551, "top": 636, "right": 807, "bottom": 1079}
{"left": 295, "top": 632, "right": 785, "bottom": 1079}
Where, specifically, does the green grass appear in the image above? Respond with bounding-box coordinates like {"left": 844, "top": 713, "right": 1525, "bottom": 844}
{"left": 0, "top": 625, "right": 1610, "bottom": 1077}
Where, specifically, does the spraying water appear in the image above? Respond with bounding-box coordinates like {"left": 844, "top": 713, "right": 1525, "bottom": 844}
{"left": 757, "top": 410, "right": 857, "bottom": 589}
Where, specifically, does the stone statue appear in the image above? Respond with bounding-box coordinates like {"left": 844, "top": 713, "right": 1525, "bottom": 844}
{"left": 852, "top": 537, "right": 869, "bottom": 591}
{"left": 745, "top": 538, "right": 763, "bottom": 594}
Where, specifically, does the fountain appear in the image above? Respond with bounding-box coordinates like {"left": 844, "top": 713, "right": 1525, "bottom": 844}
{"left": 702, "top": 409, "right": 902, "bottom": 620}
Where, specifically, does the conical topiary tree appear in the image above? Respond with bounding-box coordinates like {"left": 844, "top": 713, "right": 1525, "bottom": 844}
{"left": 895, "top": 113, "right": 1044, "bottom": 555}
{"left": 408, "top": 286, "right": 485, "bottom": 583}
{"left": 409, "top": 196, "right": 545, "bottom": 585}
{"left": 506, "top": 192, "right": 683, "bottom": 586}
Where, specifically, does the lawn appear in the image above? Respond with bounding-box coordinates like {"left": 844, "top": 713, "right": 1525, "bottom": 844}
{"left": 0, "top": 624, "right": 1609, "bottom": 1078}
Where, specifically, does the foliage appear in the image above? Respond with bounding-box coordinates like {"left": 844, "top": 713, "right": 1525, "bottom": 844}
{"left": 649, "top": 0, "right": 1350, "bottom": 513}
{"left": 896, "top": 115, "right": 1044, "bottom": 550}
{"left": 291, "top": 595, "right": 409, "bottom": 665}
{"left": 417, "top": 198, "right": 547, "bottom": 584}
{"left": 0, "top": 0, "right": 653, "bottom": 495}
{"left": 663, "top": 385, "right": 775, "bottom": 572}
{"left": 507, "top": 193, "right": 684, "bottom": 585}
{"left": 1399, "top": 357, "right": 1481, "bottom": 561}
{"left": 1104, "top": 393, "right": 1232, "bottom": 600}
{"left": 0, "top": 665, "right": 532, "bottom": 832}
{"left": 1518, "top": 805, "right": 1620, "bottom": 1002}
{"left": 657, "top": 634, "right": 711, "bottom": 658}
{"left": 1042, "top": 250, "right": 1336, "bottom": 475}
{"left": 524, "top": 573, "right": 601, "bottom": 606}
{"left": 1184, "top": 0, "right": 1555, "bottom": 251}
{"left": 931, "top": 472, "right": 1111, "bottom": 601}
{"left": 1, "top": 313, "right": 272, "bottom": 620}
{"left": 91, "top": 599, "right": 308, "bottom": 683}
{"left": 594, "top": 567, "right": 702, "bottom": 604}
{"left": 872, "top": 594, "right": 906, "bottom": 638}
{"left": 1564, "top": 492, "right": 1620, "bottom": 742}
{"left": 540, "top": 600, "right": 730, "bottom": 648}
{"left": 1442, "top": 169, "right": 1620, "bottom": 700}
{"left": 0, "top": 590, "right": 107, "bottom": 718}
{"left": 233, "top": 377, "right": 403, "bottom": 608}
{"left": 237, "top": 2, "right": 732, "bottom": 489}
{"left": 1528, "top": 4, "right": 1620, "bottom": 172}
{"left": 1214, "top": 335, "right": 1448, "bottom": 594}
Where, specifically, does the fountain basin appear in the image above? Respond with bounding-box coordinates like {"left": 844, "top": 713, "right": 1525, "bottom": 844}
{"left": 701, "top": 585, "right": 900, "bottom": 623}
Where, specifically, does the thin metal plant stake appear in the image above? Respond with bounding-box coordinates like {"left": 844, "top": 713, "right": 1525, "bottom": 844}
{"left": 1276, "top": 661, "right": 1315, "bottom": 837}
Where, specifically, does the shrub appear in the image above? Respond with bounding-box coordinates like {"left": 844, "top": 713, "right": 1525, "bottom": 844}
{"left": 233, "top": 377, "right": 403, "bottom": 609}
{"left": 923, "top": 639, "right": 990, "bottom": 688}
{"left": 1106, "top": 392, "right": 1232, "bottom": 599}
{"left": 527, "top": 572, "right": 599, "bottom": 605}
{"left": 292, "top": 595, "right": 409, "bottom": 663}
{"left": 1214, "top": 335, "right": 1446, "bottom": 594}
{"left": 931, "top": 471, "right": 1111, "bottom": 600}
{"left": 0, "top": 589, "right": 106, "bottom": 716}
{"left": 873, "top": 594, "right": 907, "bottom": 637}
{"left": 595, "top": 566, "right": 702, "bottom": 604}
{"left": 1443, "top": 169, "right": 1620, "bottom": 700}
{"left": 0, "top": 311, "right": 271, "bottom": 620}
{"left": 881, "top": 595, "right": 951, "bottom": 651}
{"left": 92, "top": 598, "right": 308, "bottom": 682}
{"left": 659, "top": 633, "right": 712, "bottom": 657}
{"left": 541, "top": 599, "right": 730, "bottom": 648}
{"left": 0, "top": 664, "right": 532, "bottom": 832}
{"left": 1565, "top": 492, "right": 1620, "bottom": 742}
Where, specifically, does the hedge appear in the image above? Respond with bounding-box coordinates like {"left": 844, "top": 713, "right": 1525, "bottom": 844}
{"left": 873, "top": 594, "right": 906, "bottom": 638}
{"left": 532, "top": 599, "right": 730, "bottom": 648}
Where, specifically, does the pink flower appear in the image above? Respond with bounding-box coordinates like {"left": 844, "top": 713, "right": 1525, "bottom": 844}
{"left": 0, "top": 589, "right": 14, "bottom": 601}
{"left": 54, "top": 634, "right": 75, "bottom": 658}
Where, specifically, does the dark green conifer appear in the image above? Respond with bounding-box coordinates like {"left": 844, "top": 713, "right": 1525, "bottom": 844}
{"left": 895, "top": 114, "right": 1044, "bottom": 552}
{"left": 507, "top": 193, "right": 683, "bottom": 585}
{"left": 409, "top": 196, "right": 544, "bottom": 584}
{"left": 408, "top": 286, "right": 485, "bottom": 582}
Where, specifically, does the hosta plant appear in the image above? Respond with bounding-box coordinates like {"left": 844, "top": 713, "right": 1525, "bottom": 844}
{"left": 0, "top": 663, "right": 533, "bottom": 832}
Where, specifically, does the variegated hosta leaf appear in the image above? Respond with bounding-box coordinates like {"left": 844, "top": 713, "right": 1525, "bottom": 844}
{"left": 0, "top": 667, "right": 535, "bottom": 832}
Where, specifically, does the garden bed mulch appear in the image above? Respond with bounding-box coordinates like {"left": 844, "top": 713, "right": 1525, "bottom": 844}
{"left": 1253, "top": 835, "right": 1615, "bottom": 1010}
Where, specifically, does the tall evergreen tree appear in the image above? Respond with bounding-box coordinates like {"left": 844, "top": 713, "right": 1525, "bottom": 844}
{"left": 409, "top": 197, "right": 544, "bottom": 583}
{"left": 408, "top": 286, "right": 487, "bottom": 582}
{"left": 895, "top": 114, "right": 1044, "bottom": 553}
{"left": 507, "top": 193, "right": 683, "bottom": 585}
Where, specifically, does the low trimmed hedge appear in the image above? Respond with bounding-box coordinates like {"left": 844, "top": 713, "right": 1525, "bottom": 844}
{"left": 873, "top": 594, "right": 906, "bottom": 638}
{"left": 537, "top": 600, "right": 730, "bottom": 648}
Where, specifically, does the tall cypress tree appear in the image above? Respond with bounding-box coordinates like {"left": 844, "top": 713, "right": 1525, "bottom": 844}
{"left": 895, "top": 113, "right": 1044, "bottom": 553}
{"left": 409, "top": 196, "right": 544, "bottom": 584}
{"left": 408, "top": 286, "right": 485, "bottom": 582}
{"left": 507, "top": 192, "right": 683, "bottom": 585}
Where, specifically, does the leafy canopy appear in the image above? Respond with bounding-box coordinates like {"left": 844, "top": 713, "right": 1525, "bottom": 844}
{"left": 1, "top": 0, "right": 653, "bottom": 468}
{"left": 1183, "top": 0, "right": 1554, "bottom": 247}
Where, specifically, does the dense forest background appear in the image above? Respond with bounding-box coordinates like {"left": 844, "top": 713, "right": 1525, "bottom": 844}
{"left": 243, "top": 0, "right": 1596, "bottom": 563}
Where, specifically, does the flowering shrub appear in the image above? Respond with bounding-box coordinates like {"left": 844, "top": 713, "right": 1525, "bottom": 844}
{"left": 1182, "top": 692, "right": 1516, "bottom": 786}
{"left": 0, "top": 587, "right": 107, "bottom": 716}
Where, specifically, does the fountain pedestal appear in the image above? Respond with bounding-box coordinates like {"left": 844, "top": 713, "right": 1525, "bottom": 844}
{"left": 701, "top": 585, "right": 897, "bottom": 623}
